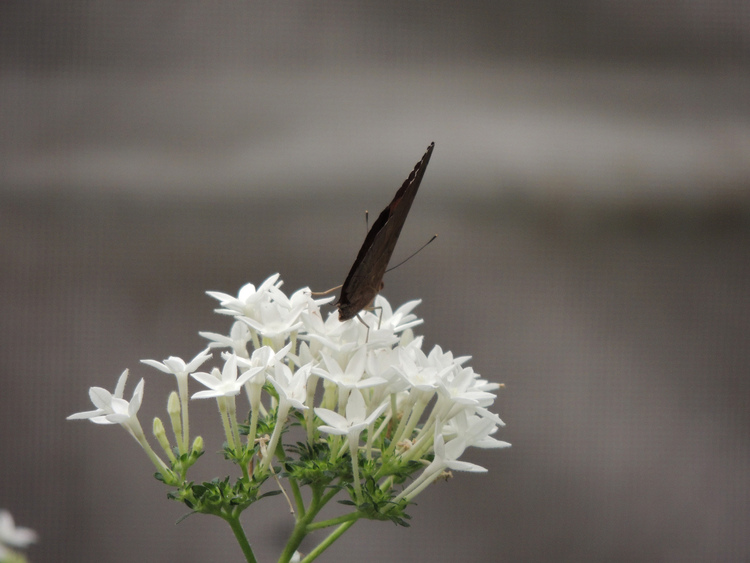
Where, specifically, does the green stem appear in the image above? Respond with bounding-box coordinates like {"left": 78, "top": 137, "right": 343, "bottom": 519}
{"left": 289, "top": 476, "right": 305, "bottom": 516}
{"left": 261, "top": 402, "right": 289, "bottom": 472}
{"left": 278, "top": 489, "right": 318, "bottom": 563}
{"left": 347, "top": 435, "right": 363, "bottom": 503}
{"left": 300, "top": 519, "right": 358, "bottom": 563}
{"left": 319, "top": 484, "right": 342, "bottom": 506}
{"left": 278, "top": 519, "right": 309, "bottom": 562}
{"left": 385, "top": 396, "right": 415, "bottom": 455}
{"left": 402, "top": 427, "right": 435, "bottom": 463}
{"left": 279, "top": 483, "right": 333, "bottom": 562}
{"left": 129, "top": 421, "right": 171, "bottom": 476}
{"left": 240, "top": 456, "right": 250, "bottom": 481}
{"left": 226, "top": 396, "right": 243, "bottom": 453}
{"left": 398, "top": 394, "right": 429, "bottom": 446}
{"left": 222, "top": 511, "right": 257, "bottom": 563}
{"left": 305, "top": 374, "right": 320, "bottom": 445}
{"left": 274, "top": 444, "right": 302, "bottom": 515}
{"left": 277, "top": 480, "right": 359, "bottom": 562}
{"left": 218, "top": 397, "right": 236, "bottom": 451}
{"left": 245, "top": 381, "right": 263, "bottom": 446}
{"left": 305, "top": 512, "right": 359, "bottom": 531}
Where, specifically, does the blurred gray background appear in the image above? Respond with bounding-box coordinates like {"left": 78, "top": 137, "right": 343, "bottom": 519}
{"left": 1, "top": 1, "right": 749, "bottom": 562}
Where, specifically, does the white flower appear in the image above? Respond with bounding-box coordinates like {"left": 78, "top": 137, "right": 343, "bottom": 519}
{"left": 67, "top": 369, "right": 145, "bottom": 433}
{"left": 329, "top": 295, "right": 420, "bottom": 350}
{"left": 366, "top": 347, "right": 410, "bottom": 393}
{"left": 315, "top": 388, "right": 389, "bottom": 502}
{"left": 270, "top": 285, "right": 334, "bottom": 313}
{"left": 234, "top": 343, "right": 290, "bottom": 376}
{"left": 425, "top": 344, "right": 471, "bottom": 372}
{"left": 315, "top": 388, "right": 387, "bottom": 439}
{"left": 141, "top": 349, "right": 211, "bottom": 453}
{"left": 208, "top": 275, "right": 324, "bottom": 347}
{"left": 235, "top": 343, "right": 290, "bottom": 405}
{"left": 299, "top": 309, "right": 350, "bottom": 351}
{"left": 239, "top": 300, "right": 305, "bottom": 343}
{"left": 67, "top": 369, "right": 172, "bottom": 473}
{"left": 437, "top": 367, "right": 497, "bottom": 407}
{"left": 200, "top": 321, "right": 253, "bottom": 358}
{"left": 301, "top": 311, "right": 364, "bottom": 355}
{"left": 259, "top": 362, "right": 313, "bottom": 472}
{"left": 140, "top": 349, "right": 212, "bottom": 380}
{"left": 303, "top": 296, "right": 414, "bottom": 352}
{"left": 374, "top": 296, "right": 424, "bottom": 333}
{"left": 348, "top": 309, "right": 401, "bottom": 348}
{"left": 431, "top": 432, "right": 488, "bottom": 473}
{"left": 191, "top": 355, "right": 262, "bottom": 399}
{"left": 394, "top": 347, "right": 442, "bottom": 392}
{"left": 267, "top": 362, "right": 311, "bottom": 411}
{"left": 314, "top": 347, "right": 387, "bottom": 392}
{"left": 207, "top": 273, "right": 283, "bottom": 318}
{"left": 396, "top": 423, "right": 495, "bottom": 504}
{"left": 443, "top": 410, "right": 510, "bottom": 450}
{"left": 0, "top": 509, "right": 37, "bottom": 554}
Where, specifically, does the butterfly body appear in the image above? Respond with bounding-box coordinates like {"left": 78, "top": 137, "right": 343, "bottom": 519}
{"left": 337, "top": 142, "right": 434, "bottom": 321}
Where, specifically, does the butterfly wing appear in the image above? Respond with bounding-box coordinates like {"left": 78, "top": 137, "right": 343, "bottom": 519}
{"left": 337, "top": 142, "right": 434, "bottom": 321}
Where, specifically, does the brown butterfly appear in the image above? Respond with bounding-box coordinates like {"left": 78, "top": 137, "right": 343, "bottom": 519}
{"left": 337, "top": 142, "right": 435, "bottom": 321}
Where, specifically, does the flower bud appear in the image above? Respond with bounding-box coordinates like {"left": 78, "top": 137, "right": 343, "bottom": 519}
{"left": 167, "top": 391, "right": 182, "bottom": 442}
{"left": 153, "top": 416, "right": 165, "bottom": 437}
{"left": 153, "top": 417, "right": 176, "bottom": 462}
{"left": 167, "top": 391, "right": 181, "bottom": 417}
{"left": 191, "top": 435, "right": 204, "bottom": 456}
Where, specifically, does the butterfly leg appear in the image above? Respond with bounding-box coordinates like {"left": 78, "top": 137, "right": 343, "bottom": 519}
{"left": 310, "top": 284, "right": 342, "bottom": 297}
{"left": 355, "top": 313, "right": 371, "bottom": 343}
{"left": 370, "top": 306, "right": 384, "bottom": 330}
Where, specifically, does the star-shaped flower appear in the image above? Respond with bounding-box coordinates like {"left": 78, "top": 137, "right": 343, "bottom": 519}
{"left": 67, "top": 370, "right": 171, "bottom": 473}
{"left": 315, "top": 388, "right": 389, "bottom": 502}
{"left": 396, "top": 422, "right": 497, "bottom": 504}
{"left": 206, "top": 273, "right": 282, "bottom": 319}
{"left": 267, "top": 362, "right": 311, "bottom": 411}
{"left": 200, "top": 321, "right": 253, "bottom": 357}
{"left": 140, "top": 349, "right": 212, "bottom": 381}
{"left": 437, "top": 366, "right": 497, "bottom": 407}
{"left": 191, "top": 355, "right": 262, "bottom": 399}
{"left": 0, "top": 509, "right": 37, "bottom": 555}
{"left": 67, "top": 369, "right": 144, "bottom": 431}
{"left": 374, "top": 296, "right": 424, "bottom": 333}
{"left": 314, "top": 347, "right": 387, "bottom": 392}
{"left": 394, "top": 347, "right": 442, "bottom": 392}
{"left": 239, "top": 300, "right": 305, "bottom": 344}
{"left": 315, "top": 388, "right": 387, "bottom": 439}
{"left": 259, "top": 362, "right": 313, "bottom": 472}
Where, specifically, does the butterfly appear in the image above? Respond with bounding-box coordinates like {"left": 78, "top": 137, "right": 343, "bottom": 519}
{"left": 337, "top": 142, "right": 435, "bottom": 321}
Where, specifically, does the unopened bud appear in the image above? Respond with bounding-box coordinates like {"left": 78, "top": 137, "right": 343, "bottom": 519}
{"left": 153, "top": 417, "right": 175, "bottom": 462}
{"left": 167, "top": 391, "right": 181, "bottom": 417}
{"left": 191, "top": 435, "right": 204, "bottom": 456}
{"left": 167, "top": 391, "right": 183, "bottom": 445}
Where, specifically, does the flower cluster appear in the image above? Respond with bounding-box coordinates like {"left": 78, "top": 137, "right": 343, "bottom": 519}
{"left": 68, "top": 274, "right": 509, "bottom": 563}
{"left": 0, "top": 509, "right": 37, "bottom": 563}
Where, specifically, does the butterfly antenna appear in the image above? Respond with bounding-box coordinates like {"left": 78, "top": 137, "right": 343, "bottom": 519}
{"left": 365, "top": 210, "right": 370, "bottom": 235}
{"left": 385, "top": 234, "right": 437, "bottom": 274}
